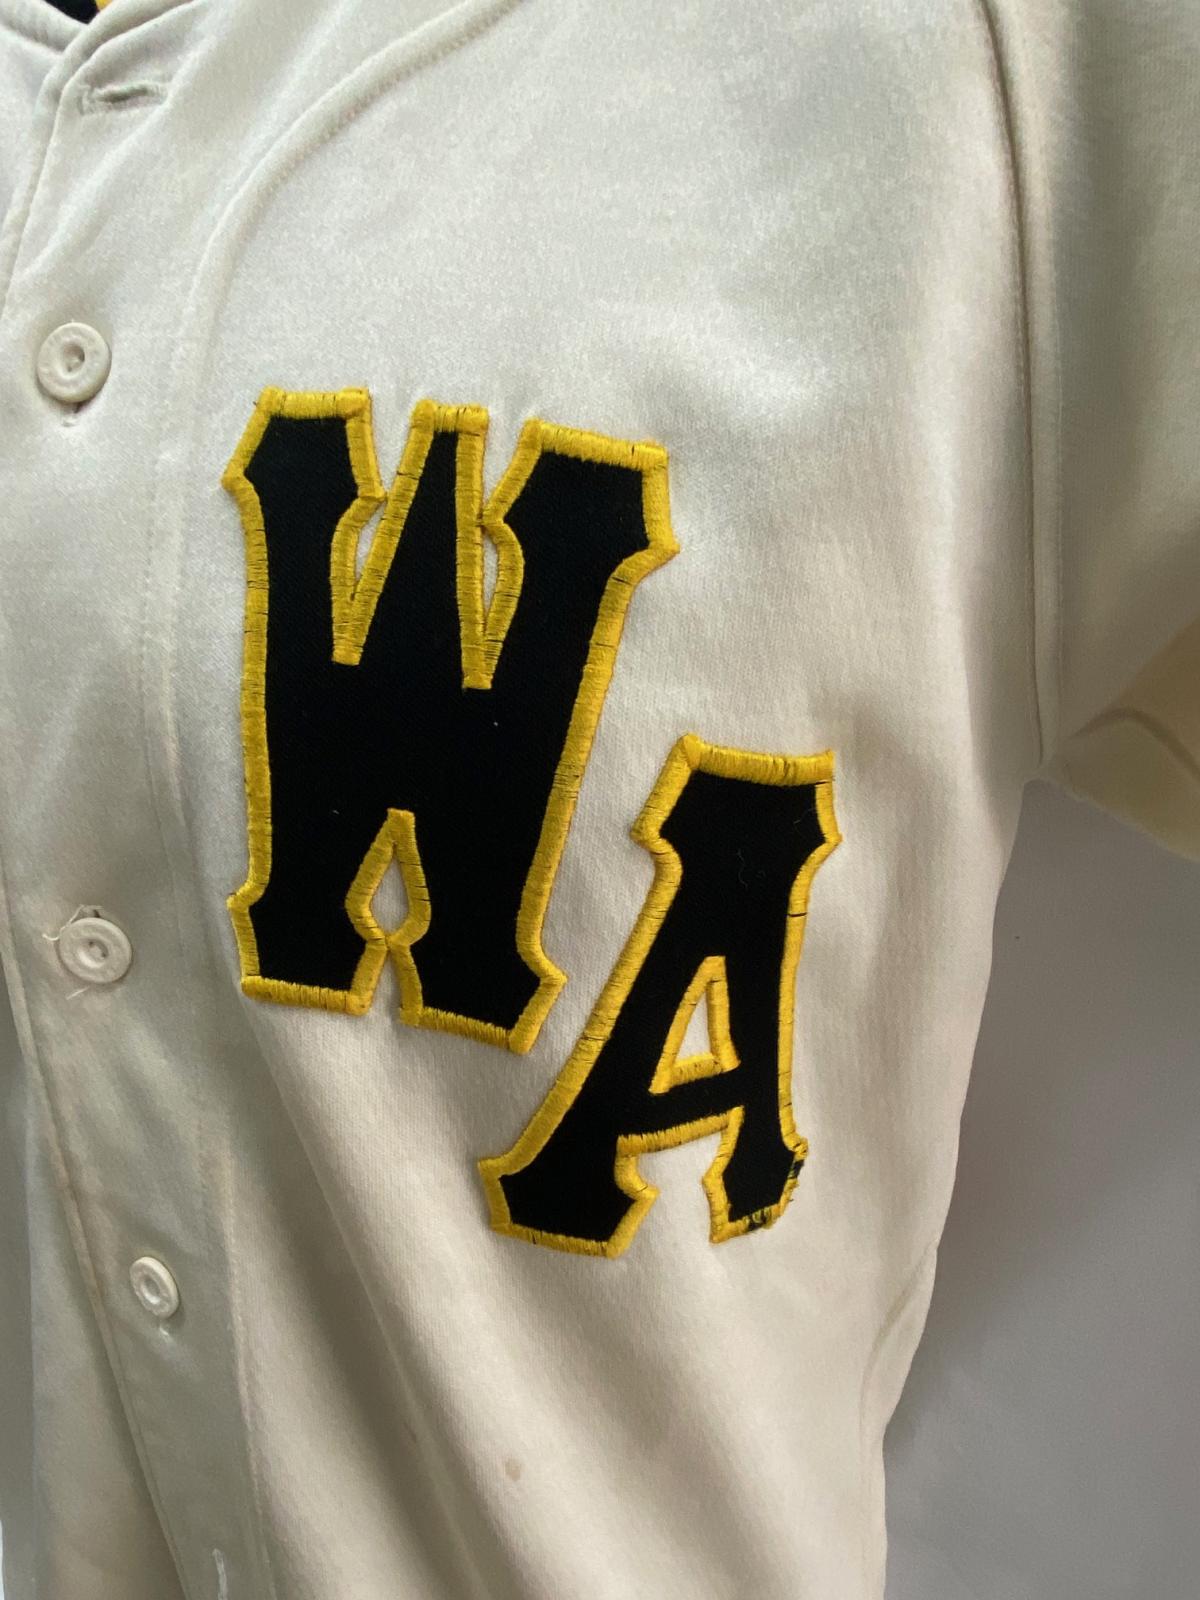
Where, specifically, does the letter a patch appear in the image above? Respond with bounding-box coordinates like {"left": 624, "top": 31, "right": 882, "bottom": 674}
{"left": 479, "top": 734, "right": 840, "bottom": 1256}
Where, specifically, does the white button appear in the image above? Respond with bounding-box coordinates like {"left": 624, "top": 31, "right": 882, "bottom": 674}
{"left": 56, "top": 914, "right": 133, "bottom": 985}
{"left": 36, "top": 322, "right": 111, "bottom": 404}
{"left": 130, "top": 1256, "right": 180, "bottom": 1320}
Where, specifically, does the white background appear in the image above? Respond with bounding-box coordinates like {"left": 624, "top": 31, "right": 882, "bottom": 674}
{"left": 886, "top": 780, "right": 1200, "bottom": 1599}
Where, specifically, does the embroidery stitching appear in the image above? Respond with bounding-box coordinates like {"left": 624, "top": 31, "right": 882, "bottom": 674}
{"left": 223, "top": 387, "right": 677, "bottom": 1051}
{"left": 478, "top": 734, "right": 840, "bottom": 1256}
{"left": 646, "top": 953, "right": 736, "bottom": 1095}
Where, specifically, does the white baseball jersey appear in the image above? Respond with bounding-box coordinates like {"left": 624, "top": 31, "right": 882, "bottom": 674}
{"left": 0, "top": 0, "right": 1197, "bottom": 1596}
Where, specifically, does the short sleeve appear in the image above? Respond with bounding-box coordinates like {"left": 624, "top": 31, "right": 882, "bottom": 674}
{"left": 998, "top": 0, "right": 1200, "bottom": 856}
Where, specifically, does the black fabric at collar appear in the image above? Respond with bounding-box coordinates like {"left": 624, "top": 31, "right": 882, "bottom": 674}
{"left": 43, "top": 0, "right": 96, "bottom": 21}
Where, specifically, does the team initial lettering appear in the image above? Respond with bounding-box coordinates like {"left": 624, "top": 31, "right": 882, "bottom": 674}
{"left": 480, "top": 735, "right": 840, "bottom": 1255}
{"left": 223, "top": 388, "right": 676, "bottom": 1052}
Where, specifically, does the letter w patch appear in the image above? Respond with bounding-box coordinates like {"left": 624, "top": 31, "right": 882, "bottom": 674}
{"left": 223, "top": 388, "right": 676, "bottom": 1052}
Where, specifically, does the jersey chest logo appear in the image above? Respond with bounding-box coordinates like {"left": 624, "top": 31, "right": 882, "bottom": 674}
{"left": 224, "top": 387, "right": 839, "bottom": 1257}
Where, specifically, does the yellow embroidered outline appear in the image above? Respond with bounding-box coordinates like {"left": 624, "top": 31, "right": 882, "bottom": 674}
{"left": 223, "top": 387, "right": 677, "bottom": 1051}
{"left": 646, "top": 954, "right": 736, "bottom": 1095}
{"left": 478, "top": 733, "right": 840, "bottom": 1257}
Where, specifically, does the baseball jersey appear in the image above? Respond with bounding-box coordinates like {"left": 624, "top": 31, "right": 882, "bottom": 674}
{"left": 0, "top": 1, "right": 1197, "bottom": 1597}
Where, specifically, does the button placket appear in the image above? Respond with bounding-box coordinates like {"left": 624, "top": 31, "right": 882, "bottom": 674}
{"left": 55, "top": 910, "right": 133, "bottom": 984}
{"left": 130, "top": 1255, "right": 181, "bottom": 1321}
{"left": 36, "top": 320, "right": 111, "bottom": 403}
{"left": 0, "top": 10, "right": 289, "bottom": 1598}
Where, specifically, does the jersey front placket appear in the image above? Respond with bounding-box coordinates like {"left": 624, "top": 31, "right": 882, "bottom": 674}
{"left": 0, "top": 4, "right": 275, "bottom": 1596}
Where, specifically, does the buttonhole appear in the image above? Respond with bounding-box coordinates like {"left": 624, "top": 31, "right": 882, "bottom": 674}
{"left": 79, "top": 81, "right": 168, "bottom": 115}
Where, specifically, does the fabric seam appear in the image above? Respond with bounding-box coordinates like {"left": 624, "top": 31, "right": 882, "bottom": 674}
{"left": 0, "top": 875, "right": 196, "bottom": 1597}
{"left": 972, "top": 0, "right": 1063, "bottom": 772}
{"left": 0, "top": 14, "right": 200, "bottom": 1595}
{"left": 0, "top": 0, "right": 78, "bottom": 52}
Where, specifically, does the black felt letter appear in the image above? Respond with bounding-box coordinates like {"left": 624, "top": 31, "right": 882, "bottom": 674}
{"left": 224, "top": 390, "right": 675, "bottom": 1051}
{"left": 480, "top": 735, "right": 840, "bottom": 1256}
